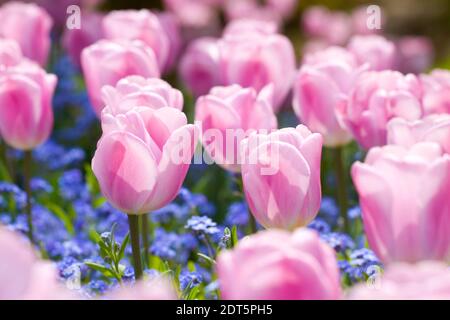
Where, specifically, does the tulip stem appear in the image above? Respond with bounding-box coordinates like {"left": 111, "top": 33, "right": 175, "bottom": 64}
{"left": 333, "top": 147, "right": 349, "bottom": 233}
{"left": 0, "top": 140, "right": 13, "bottom": 182}
{"left": 24, "top": 151, "right": 34, "bottom": 243}
{"left": 128, "top": 214, "right": 143, "bottom": 280}
{"left": 140, "top": 214, "right": 150, "bottom": 268}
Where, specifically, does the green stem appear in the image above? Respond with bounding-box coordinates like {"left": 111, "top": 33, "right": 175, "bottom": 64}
{"left": 248, "top": 212, "right": 257, "bottom": 235}
{"left": 333, "top": 147, "right": 349, "bottom": 233}
{"left": 0, "top": 139, "right": 13, "bottom": 181}
{"left": 127, "top": 214, "right": 143, "bottom": 280}
{"left": 24, "top": 151, "right": 34, "bottom": 243}
{"left": 140, "top": 214, "right": 150, "bottom": 268}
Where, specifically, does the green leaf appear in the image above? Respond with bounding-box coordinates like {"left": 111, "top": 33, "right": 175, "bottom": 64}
{"left": 231, "top": 225, "right": 239, "bottom": 248}
{"left": 46, "top": 202, "right": 74, "bottom": 235}
{"left": 85, "top": 262, "right": 114, "bottom": 278}
{"left": 118, "top": 233, "right": 130, "bottom": 261}
{"left": 197, "top": 253, "right": 216, "bottom": 265}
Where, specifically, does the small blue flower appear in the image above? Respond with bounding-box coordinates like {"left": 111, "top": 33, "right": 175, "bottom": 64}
{"left": 185, "top": 216, "right": 220, "bottom": 237}
{"left": 180, "top": 270, "right": 203, "bottom": 291}
{"left": 320, "top": 232, "right": 355, "bottom": 253}
{"left": 30, "top": 178, "right": 53, "bottom": 194}
{"left": 348, "top": 206, "right": 361, "bottom": 220}
{"left": 225, "top": 202, "right": 249, "bottom": 227}
{"left": 308, "top": 218, "right": 331, "bottom": 234}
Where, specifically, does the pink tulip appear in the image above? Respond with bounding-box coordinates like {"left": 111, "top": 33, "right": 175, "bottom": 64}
{"left": 348, "top": 261, "right": 450, "bottom": 300}
{"left": 102, "top": 9, "right": 172, "bottom": 72}
{"left": 156, "top": 12, "right": 181, "bottom": 73}
{"left": 217, "top": 228, "right": 342, "bottom": 300}
{"left": 0, "top": 60, "right": 56, "bottom": 150}
{"left": 293, "top": 47, "right": 363, "bottom": 147}
{"left": 387, "top": 115, "right": 450, "bottom": 154}
{"left": 106, "top": 277, "right": 177, "bottom": 300}
{"left": 0, "top": 227, "right": 75, "bottom": 300}
{"left": 101, "top": 75, "right": 183, "bottom": 116}
{"left": 179, "top": 37, "right": 221, "bottom": 97}
{"left": 62, "top": 12, "right": 104, "bottom": 67}
{"left": 92, "top": 107, "right": 198, "bottom": 214}
{"left": 420, "top": 69, "right": 450, "bottom": 115}
{"left": 195, "top": 84, "right": 277, "bottom": 172}
{"left": 241, "top": 125, "right": 322, "bottom": 229}
{"left": 0, "top": 2, "right": 52, "bottom": 66}
{"left": 351, "top": 142, "right": 450, "bottom": 263}
{"left": 163, "top": 0, "right": 221, "bottom": 29}
{"left": 81, "top": 39, "right": 160, "bottom": 116}
{"left": 339, "top": 70, "right": 423, "bottom": 149}
{"left": 223, "top": 19, "right": 278, "bottom": 37}
{"left": 219, "top": 22, "right": 296, "bottom": 111}
{"left": 396, "top": 36, "right": 434, "bottom": 74}
{"left": 347, "top": 35, "right": 396, "bottom": 71}
{"left": 0, "top": 38, "right": 22, "bottom": 68}
{"left": 302, "top": 6, "right": 352, "bottom": 45}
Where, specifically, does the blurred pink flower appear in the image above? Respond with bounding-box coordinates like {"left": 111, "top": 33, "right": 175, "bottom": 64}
{"left": 103, "top": 9, "right": 173, "bottom": 72}
{"left": 179, "top": 37, "right": 221, "bottom": 97}
{"left": 396, "top": 36, "right": 434, "bottom": 74}
{"left": 217, "top": 228, "right": 342, "bottom": 300}
{"left": 241, "top": 125, "right": 322, "bottom": 229}
{"left": 0, "top": 227, "right": 76, "bottom": 300}
{"left": 63, "top": 12, "right": 104, "bottom": 67}
{"left": 348, "top": 261, "right": 450, "bottom": 300}
{"left": 420, "top": 69, "right": 450, "bottom": 115}
{"left": 0, "top": 60, "right": 56, "bottom": 150}
{"left": 351, "top": 142, "right": 450, "bottom": 263}
{"left": 92, "top": 107, "right": 198, "bottom": 214}
{"left": 0, "top": 38, "right": 22, "bottom": 68}
{"left": 101, "top": 75, "right": 183, "bottom": 116}
{"left": 339, "top": 70, "right": 423, "bottom": 149}
{"left": 387, "top": 114, "right": 450, "bottom": 154}
{"left": 293, "top": 47, "right": 364, "bottom": 147}
{"left": 195, "top": 84, "right": 277, "bottom": 172}
{"left": 219, "top": 21, "right": 296, "bottom": 111}
{"left": 81, "top": 39, "right": 160, "bottom": 116}
{"left": 0, "top": 1, "right": 52, "bottom": 66}
{"left": 106, "top": 277, "right": 177, "bottom": 300}
{"left": 347, "top": 35, "right": 396, "bottom": 71}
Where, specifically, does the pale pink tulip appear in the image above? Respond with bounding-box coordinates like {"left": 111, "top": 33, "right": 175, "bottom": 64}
{"left": 179, "top": 37, "right": 221, "bottom": 97}
{"left": 0, "top": 2, "right": 52, "bottom": 66}
{"left": 0, "top": 227, "right": 75, "bottom": 300}
{"left": 102, "top": 9, "right": 171, "bottom": 72}
{"left": 196, "top": 84, "right": 277, "bottom": 172}
{"left": 347, "top": 35, "right": 396, "bottom": 71}
{"left": 348, "top": 261, "right": 450, "bottom": 300}
{"left": 81, "top": 39, "right": 160, "bottom": 116}
{"left": 420, "top": 69, "right": 450, "bottom": 115}
{"left": 62, "top": 12, "right": 104, "bottom": 67}
{"left": 219, "top": 22, "right": 296, "bottom": 111}
{"left": 241, "top": 125, "right": 323, "bottom": 229}
{"left": 0, "top": 60, "right": 56, "bottom": 150}
{"left": 0, "top": 38, "right": 22, "bottom": 69}
{"left": 351, "top": 142, "right": 450, "bottom": 263}
{"left": 339, "top": 70, "right": 423, "bottom": 149}
{"left": 106, "top": 277, "right": 177, "bottom": 300}
{"left": 101, "top": 75, "right": 183, "bottom": 116}
{"left": 396, "top": 36, "right": 434, "bottom": 74}
{"left": 293, "top": 47, "right": 363, "bottom": 147}
{"left": 217, "top": 228, "right": 342, "bottom": 300}
{"left": 156, "top": 12, "right": 181, "bottom": 73}
{"left": 92, "top": 107, "right": 198, "bottom": 214}
{"left": 387, "top": 114, "right": 450, "bottom": 154}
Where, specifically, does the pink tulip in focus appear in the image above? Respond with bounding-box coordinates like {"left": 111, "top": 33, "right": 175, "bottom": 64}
{"left": 293, "top": 47, "right": 363, "bottom": 147}
{"left": 351, "top": 142, "right": 450, "bottom": 263}
{"left": 0, "top": 38, "right": 22, "bottom": 68}
{"left": 217, "top": 228, "right": 342, "bottom": 300}
{"left": 63, "top": 12, "right": 104, "bottom": 67}
{"left": 92, "top": 107, "right": 198, "bottom": 214}
{"left": 179, "top": 37, "right": 221, "bottom": 97}
{"left": 0, "top": 2, "right": 52, "bottom": 66}
{"left": 0, "top": 61, "right": 56, "bottom": 150}
{"left": 195, "top": 84, "right": 277, "bottom": 172}
{"left": 219, "top": 22, "right": 296, "bottom": 111}
{"left": 102, "top": 10, "right": 172, "bottom": 72}
{"left": 339, "top": 71, "right": 423, "bottom": 149}
{"left": 396, "top": 36, "right": 434, "bottom": 74}
{"left": 387, "top": 115, "right": 450, "bottom": 154}
{"left": 420, "top": 69, "right": 450, "bottom": 115}
{"left": 347, "top": 35, "right": 396, "bottom": 71}
{"left": 101, "top": 75, "right": 183, "bottom": 116}
{"left": 81, "top": 39, "right": 160, "bottom": 116}
{"left": 0, "top": 227, "right": 76, "bottom": 300}
{"left": 241, "top": 125, "right": 322, "bottom": 229}
{"left": 106, "top": 277, "right": 177, "bottom": 300}
{"left": 348, "top": 261, "right": 450, "bottom": 300}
